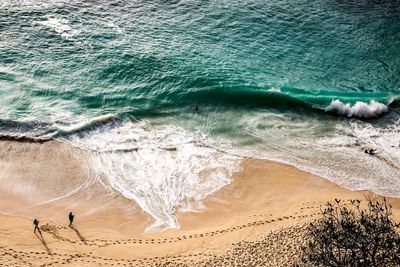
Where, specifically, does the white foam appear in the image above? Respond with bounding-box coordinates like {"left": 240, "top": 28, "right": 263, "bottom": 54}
{"left": 37, "top": 17, "right": 81, "bottom": 38}
{"left": 1, "top": 0, "right": 65, "bottom": 9}
{"left": 268, "top": 87, "right": 281, "bottom": 93}
{"left": 348, "top": 121, "right": 400, "bottom": 167}
{"left": 55, "top": 114, "right": 117, "bottom": 134}
{"left": 325, "top": 99, "right": 388, "bottom": 118}
{"left": 232, "top": 109, "right": 400, "bottom": 198}
{"left": 67, "top": 121, "right": 240, "bottom": 229}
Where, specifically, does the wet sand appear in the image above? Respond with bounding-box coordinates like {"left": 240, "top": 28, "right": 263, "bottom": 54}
{"left": 0, "top": 140, "right": 398, "bottom": 266}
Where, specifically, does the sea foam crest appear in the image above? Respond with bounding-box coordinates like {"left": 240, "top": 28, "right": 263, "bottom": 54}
{"left": 67, "top": 121, "right": 240, "bottom": 230}
{"left": 37, "top": 17, "right": 81, "bottom": 38}
{"left": 325, "top": 99, "right": 388, "bottom": 118}
{"left": 1, "top": 0, "right": 63, "bottom": 9}
{"left": 268, "top": 87, "right": 281, "bottom": 93}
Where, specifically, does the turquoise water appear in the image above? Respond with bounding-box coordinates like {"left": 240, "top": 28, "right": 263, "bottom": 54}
{"left": 1, "top": 0, "right": 400, "bottom": 228}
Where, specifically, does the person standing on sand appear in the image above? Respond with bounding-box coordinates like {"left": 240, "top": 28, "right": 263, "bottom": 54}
{"left": 33, "top": 219, "right": 40, "bottom": 233}
{"left": 68, "top": 212, "right": 75, "bottom": 227}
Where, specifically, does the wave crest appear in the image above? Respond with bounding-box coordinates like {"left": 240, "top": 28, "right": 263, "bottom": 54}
{"left": 325, "top": 100, "right": 389, "bottom": 118}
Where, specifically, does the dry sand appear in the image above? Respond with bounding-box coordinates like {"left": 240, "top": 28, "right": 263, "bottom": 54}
{"left": 0, "top": 140, "right": 398, "bottom": 266}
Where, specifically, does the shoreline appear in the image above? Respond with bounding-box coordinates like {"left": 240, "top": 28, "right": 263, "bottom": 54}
{"left": 0, "top": 140, "right": 399, "bottom": 266}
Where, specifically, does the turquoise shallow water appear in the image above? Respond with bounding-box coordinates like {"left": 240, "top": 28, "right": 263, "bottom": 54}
{"left": 1, "top": 0, "right": 400, "bottom": 228}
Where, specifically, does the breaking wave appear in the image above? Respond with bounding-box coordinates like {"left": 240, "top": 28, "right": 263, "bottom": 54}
{"left": 324, "top": 100, "right": 389, "bottom": 118}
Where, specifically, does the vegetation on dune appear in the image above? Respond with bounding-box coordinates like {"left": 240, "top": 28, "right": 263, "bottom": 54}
{"left": 302, "top": 198, "right": 400, "bottom": 267}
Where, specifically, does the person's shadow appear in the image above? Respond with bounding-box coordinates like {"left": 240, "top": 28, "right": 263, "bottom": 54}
{"left": 34, "top": 230, "right": 52, "bottom": 255}
{"left": 70, "top": 225, "right": 87, "bottom": 245}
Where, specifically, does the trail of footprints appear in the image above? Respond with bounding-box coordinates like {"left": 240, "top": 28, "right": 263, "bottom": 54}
{"left": 0, "top": 246, "right": 215, "bottom": 267}
{"left": 0, "top": 204, "right": 325, "bottom": 266}
{"left": 42, "top": 209, "right": 321, "bottom": 248}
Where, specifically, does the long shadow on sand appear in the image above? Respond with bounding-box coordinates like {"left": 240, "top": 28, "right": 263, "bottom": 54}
{"left": 35, "top": 230, "right": 52, "bottom": 255}
{"left": 70, "top": 226, "right": 87, "bottom": 245}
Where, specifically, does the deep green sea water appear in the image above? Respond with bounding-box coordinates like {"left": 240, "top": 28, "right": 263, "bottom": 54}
{"left": 1, "top": 0, "right": 399, "bottom": 228}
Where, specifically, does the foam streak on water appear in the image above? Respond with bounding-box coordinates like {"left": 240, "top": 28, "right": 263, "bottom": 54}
{"left": 37, "top": 17, "right": 81, "bottom": 39}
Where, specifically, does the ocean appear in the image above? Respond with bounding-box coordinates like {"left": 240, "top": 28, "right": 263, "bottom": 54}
{"left": 1, "top": 0, "right": 399, "bottom": 228}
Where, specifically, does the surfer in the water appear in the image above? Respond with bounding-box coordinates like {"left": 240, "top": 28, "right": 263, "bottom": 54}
{"left": 364, "top": 148, "right": 376, "bottom": 155}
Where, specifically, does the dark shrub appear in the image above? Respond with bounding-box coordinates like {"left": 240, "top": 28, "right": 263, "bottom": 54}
{"left": 302, "top": 198, "right": 400, "bottom": 267}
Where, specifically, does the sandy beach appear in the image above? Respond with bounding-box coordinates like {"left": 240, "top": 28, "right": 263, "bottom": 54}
{"left": 0, "top": 139, "right": 399, "bottom": 267}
